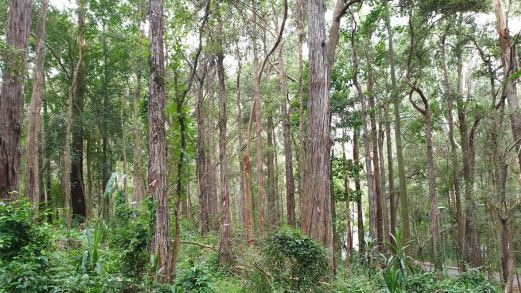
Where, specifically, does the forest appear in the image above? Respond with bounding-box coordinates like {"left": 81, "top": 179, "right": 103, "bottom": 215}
{"left": 0, "top": 0, "right": 520, "bottom": 292}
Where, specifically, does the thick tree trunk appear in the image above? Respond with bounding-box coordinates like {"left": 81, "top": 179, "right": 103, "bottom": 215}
{"left": 26, "top": 0, "right": 49, "bottom": 211}
{"left": 148, "top": 0, "right": 170, "bottom": 282}
{"left": 383, "top": 0, "right": 410, "bottom": 243}
{"left": 71, "top": 0, "right": 87, "bottom": 220}
{"left": 297, "top": 0, "right": 306, "bottom": 204}
{"left": 301, "top": 0, "right": 333, "bottom": 264}
{"left": 0, "top": 0, "right": 33, "bottom": 199}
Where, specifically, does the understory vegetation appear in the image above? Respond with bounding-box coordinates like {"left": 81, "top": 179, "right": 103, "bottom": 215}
{"left": 0, "top": 200, "right": 501, "bottom": 293}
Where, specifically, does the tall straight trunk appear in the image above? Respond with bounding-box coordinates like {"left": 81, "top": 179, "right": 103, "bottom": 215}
{"left": 280, "top": 48, "right": 296, "bottom": 227}
{"left": 351, "top": 35, "right": 377, "bottom": 240}
{"left": 378, "top": 117, "right": 388, "bottom": 243}
{"left": 385, "top": 107, "right": 396, "bottom": 240}
{"left": 235, "top": 44, "right": 246, "bottom": 225}
{"left": 252, "top": 0, "right": 266, "bottom": 238}
{"left": 208, "top": 94, "right": 219, "bottom": 231}
{"left": 196, "top": 65, "right": 210, "bottom": 235}
{"left": 148, "top": 0, "right": 170, "bottom": 282}
{"left": 342, "top": 140, "right": 352, "bottom": 266}
{"left": 26, "top": 0, "right": 49, "bottom": 211}
{"left": 301, "top": 0, "right": 333, "bottom": 264}
{"left": 132, "top": 70, "right": 146, "bottom": 203}
{"left": 216, "top": 11, "right": 232, "bottom": 266}
{"left": 441, "top": 34, "right": 464, "bottom": 268}
{"left": 383, "top": 0, "right": 410, "bottom": 243}
{"left": 297, "top": 0, "right": 306, "bottom": 204}
{"left": 71, "top": 0, "right": 86, "bottom": 219}
{"left": 353, "top": 130, "right": 365, "bottom": 251}
{"left": 0, "top": 0, "right": 33, "bottom": 199}
{"left": 266, "top": 114, "right": 278, "bottom": 229}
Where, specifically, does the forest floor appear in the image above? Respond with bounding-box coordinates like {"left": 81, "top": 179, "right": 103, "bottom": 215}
{"left": 420, "top": 261, "right": 521, "bottom": 292}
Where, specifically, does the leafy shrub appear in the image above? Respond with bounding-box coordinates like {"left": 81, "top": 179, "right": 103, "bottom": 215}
{"left": 0, "top": 200, "right": 54, "bottom": 292}
{"left": 175, "top": 262, "right": 213, "bottom": 292}
{"left": 262, "top": 227, "right": 330, "bottom": 291}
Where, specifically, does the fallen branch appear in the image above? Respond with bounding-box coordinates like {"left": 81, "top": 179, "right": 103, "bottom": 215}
{"left": 179, "top": 240, "right": 217, "bottom": 251}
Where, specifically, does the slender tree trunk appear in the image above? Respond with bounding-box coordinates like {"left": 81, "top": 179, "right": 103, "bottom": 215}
{"left": 148, "top": 0, "right": 170, "bottom": 282}
{"left": 280, "top": 48, "right": 296, "bottom": 227}
{"left": 342, "top": 140, "right": 352, "bottom": 267}
{"left": 351, "top": 34, "right": 377, "bottom": 241}
{"left": 26, "top": 0, "right": 49, "bottom": 212}
{"left": 215, "top": 10, "right": 232, "bottom": 266}
{"left": 297, "top": 0, "right": 306, "bottom": 206}
{"left": 385, "top": 107, "right": 396, "bottom": 241}
{"left": 132, "top": 70, "right": 146, "bottom": 204}
{"left": 301, "top": 0, "right": 333, "bottom": 265}
{"left": 353, "top": 130, "right": 365, "bottom": 252}
{"left": 0, "top": 0, "right": 33, "bottom": 199}
{"left": 383, "top": 0, "right": 410, "bottom": 243}
{"left": 235, "top": 50, "right": 245, "bottom": 225}
{"left": 196, "top": 64, "right": 210, "bottom": 235}
{"left": 378, "top": 117, "right": 388, "bottom": 243}
{"left": 267, "top": 114, "right": 279, "bottom": 229}
{"left": 441, "top": 34, "right": 464, "bottom": 269}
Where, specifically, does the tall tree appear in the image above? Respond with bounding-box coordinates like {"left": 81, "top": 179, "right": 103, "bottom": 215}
{"left": 0, "top": 0, "right": 33, "bottom": 199}
{"left": 216, "top": 4, "right": 232, "bottom": 266}
{"left": 148, "top": 0, "right": 170, "bottom": 282}
{"left": 301, "top": 0, "right": 333, "bottom": 264}
{"left": 383, "top": 0, "right": 410, "bottom": 243}
{"left": 26, "top": 0, "right": 49, "bottom": 210}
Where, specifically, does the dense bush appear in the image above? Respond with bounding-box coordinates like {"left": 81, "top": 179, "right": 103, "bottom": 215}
{"left": 262, "top": 227, "right": 330, "bottom": 291}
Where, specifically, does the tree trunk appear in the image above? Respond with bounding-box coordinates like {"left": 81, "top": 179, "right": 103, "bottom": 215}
{"left": 26, "top": 0, "right": 49, "bottom": 212}
{"left": 280, "top": 48, "right": 296, "bottom": 227}
{"left": 378, "top": 117, "right": 388, "bottom": 243}
{"left": 383, "top": 0, "right": 410, "bottom": 244}
{"left": 342, "top": 140, "right": 352, "bottom": 267}
{"left": 301, "top": 0, "right": 334, "bottom": 265}
{"left": 267, "top": 114, "right": 279, "bottom": 229}
{"left": 71, "top": 0, "right": 87, "bottom": 220}
{"left": 441, "top": 34, "right": 464, "bottom": 269}
{"left": 148, "top": 0, "right": 170, "bottom": 282}
{"left": 0, "top": 0, "right": 33, "bottom": 199}
{"left": 132, "top": 70, "right": 146, "bottom": 204}
{"left": 216, "top": 10, "right": 232, "bottom": 266}
{"left": 353, "top": 130, "right": 365, "bottom": 252}
{"left": 385, "top": 107, "right": 396, "bottom": 241}
{"left": 494, "top": 0, "right": 521, "bottom": 169}
{"left": 196, "top": 64, "right": 210, "bottom": 235}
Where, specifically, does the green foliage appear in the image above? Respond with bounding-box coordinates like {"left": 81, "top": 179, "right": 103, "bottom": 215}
{"left": 406, "top": 270, "right": 498, "bottom": 293}
{"left": 262, "top": 227, "right": 330, "bottom": 291}
{"left": 175, "top": 262, "right": 212, "bottom": 293}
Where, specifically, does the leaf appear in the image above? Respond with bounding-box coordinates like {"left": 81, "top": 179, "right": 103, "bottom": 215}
{"left": 508, "top": 69, "right": 521, "bottom": 81}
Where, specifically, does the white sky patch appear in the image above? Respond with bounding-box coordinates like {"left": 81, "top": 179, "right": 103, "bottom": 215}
{"left": 50, "top": 0, "right": 76, "bottom": 10}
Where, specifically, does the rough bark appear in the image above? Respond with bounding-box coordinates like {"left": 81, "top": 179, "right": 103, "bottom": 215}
{"left": 26, "top": 0, "right": 49, "bottom": 211}
{"left": 148, "top": 0, "right": 170, "bottom": 282}
{"left": 383, "top": 0, "right": 410, "bottom": 243}
{"left": 196, "top": 64, "right": 210, "bottom": 235}
{"left": 0, "top": 0, "right": 33, "bottom": 199}
{"left": 301, "top": 0, "right": 333, "bottom": 264}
